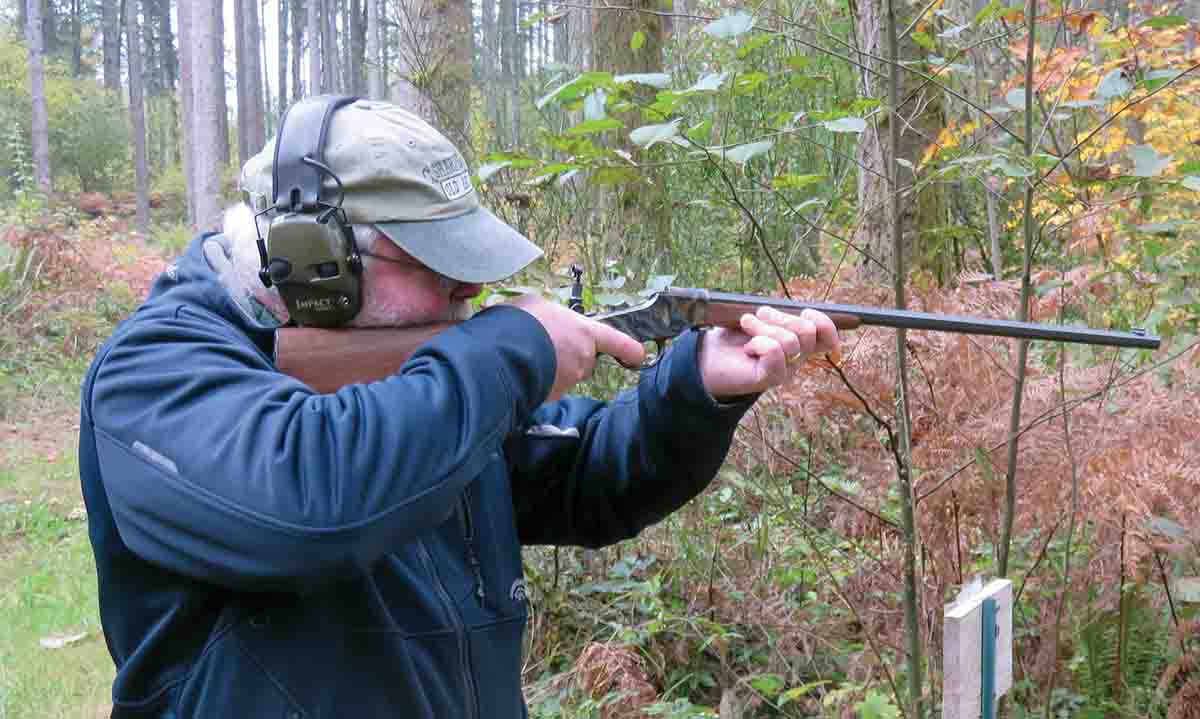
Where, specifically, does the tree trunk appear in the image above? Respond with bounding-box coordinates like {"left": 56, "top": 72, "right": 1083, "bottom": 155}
{"left": 391, "top": 0, "right": 433, "bottom": 119}
{"left": 235, "top": 0, "right": 266, "bottom": 166}
{"left": 883, "top": 0, "right": 922, "bottom": 714}
{"left": 103, "top": 0, "right": 122, "bottom": 91}
{"left": 158, "top": 0, "right": 179, "bottom": 166}
{"left": 178, "top": 0, "right": 196, "bottom": 225}
{"left": 593, "top": 0, "right": 671, "bottom": 263}
{"left": 308, "top": 0, "right": 322, "bottom": 93}
{"left": 323, "top": 1, "right": 339, "bottom": 92}
{"left": 291, "top": 0, "right": 304, "bottom": 100}
{"left": 379, "top": 0, "right": 389, "bottom": 97}
{"left": 214, "top": 3, "right": 230, "bottom": 166}
{"left": 278, "top": 0, "right": 289, "bottom": 114}
{"left": 564, "top": 0, "right": 591, "bottom": 68}
{"left": 366, "top": 0, "right": 384, "bottom": 98}
{"left": 514, "top": 0, "right": 526, "bottom": 82}
{"left": 351, "top": 0, "right": 366, "bottom": 94}
{"left": 26, "top": 0, "right": 52, "bottom": 194}
{"left": 143, "top": 0, "right": 159, "bottom": 94}
{"left": 189, "top": 1, "right": 224, "bottom": 232}
{"left": 497, "top": 0, "right": 518, "bottom": 145}
{"left": 158, "top": 0, "right": 178, "bottom": 93}
{"left": 425, "top": 0, "right": 473, "bottom": 146}
{"left": 42, "top": 0, "right": 58, "bottom": 59}
{"left": 70, "top": 0, "right": 82, "bottom": 75}
{"left": 341, "top": 0, "right": 351, "bottom": 91}
{"left": 480, "top": 0, "right": 497, "bottom": 129}
{"left": 234, "top": 0, "right": 247, "bottom": 165}
{"left": 141, "top": 0, "right": 160, "bottom": 94}
{"left": 127, "top": 0, "right": 150, "bottom": 231}
{"left": 261, "top": 1, "right": 272, "bottom": 135}
{"left": 852, "top": 0, "right": 945, "bottom": 282}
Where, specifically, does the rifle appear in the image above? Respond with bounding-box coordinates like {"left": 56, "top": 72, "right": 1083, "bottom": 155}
{"left": 275, "top": 284, "right": 1160, "bottom": 394}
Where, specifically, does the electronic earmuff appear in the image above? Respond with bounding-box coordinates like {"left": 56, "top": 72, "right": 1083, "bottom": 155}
{"left": 254, "top": 94, "right": 363, "bottom": 327}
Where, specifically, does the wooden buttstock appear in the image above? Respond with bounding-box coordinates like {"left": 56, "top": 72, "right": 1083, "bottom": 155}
{"left": 275, "top": 323, "right": 455, "bottom": 394}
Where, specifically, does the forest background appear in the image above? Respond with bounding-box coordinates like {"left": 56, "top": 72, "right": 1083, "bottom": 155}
{"left": 1, "top": 0, "right": 1200, "bottom": 717}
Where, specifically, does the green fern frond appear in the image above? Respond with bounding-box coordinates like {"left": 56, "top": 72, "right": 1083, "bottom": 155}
{"left": 1071, "top": 587, "right": 1169, "bottom": 708}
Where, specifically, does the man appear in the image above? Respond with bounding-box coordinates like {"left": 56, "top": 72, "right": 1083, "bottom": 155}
{"left": 79, "top": 98, "right": 838, "bottom": 718}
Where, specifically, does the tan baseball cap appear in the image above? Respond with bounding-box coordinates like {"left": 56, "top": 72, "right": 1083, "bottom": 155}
{"left": 240, "top": 99, "right": 542, "bottom": 283}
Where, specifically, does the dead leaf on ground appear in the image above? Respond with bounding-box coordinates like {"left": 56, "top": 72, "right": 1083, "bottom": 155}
{"left": 39, "top": 631, "right": 88, "bottom": 649}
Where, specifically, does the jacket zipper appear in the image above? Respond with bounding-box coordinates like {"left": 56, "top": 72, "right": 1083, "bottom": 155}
{"left": 459, "top": 490, "right": 487, "bottom": 604}
{"left": 417, "top": 538, "right": 479, "bottom": 719}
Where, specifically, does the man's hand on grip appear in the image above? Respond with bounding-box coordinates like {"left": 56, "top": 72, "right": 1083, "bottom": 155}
{"left": 510, "top": 295, "right": 645, "bottom": 401}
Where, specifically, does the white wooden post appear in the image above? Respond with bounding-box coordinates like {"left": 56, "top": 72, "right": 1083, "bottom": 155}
{"left": 943, "top": 578, "right": 1013, "bottom": 719}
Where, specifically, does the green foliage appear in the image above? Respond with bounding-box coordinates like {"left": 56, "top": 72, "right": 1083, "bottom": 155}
{"left": 0, "top": 237, "right": 43, "bottom": 322}
{"left": 483, "top": 5, "right": 861, "bottom": 292}
{"left": 1069, "top": 587, "right": 1170, "bottom": 714}
{"left": 854, "top": 690, "right": 901, "bottom": 719}
{"left": 3, "top": 120, "right": 34, "bottom": 193}
{"left": 642, "top": 697, "right": 717, "bottom": 718}
{"left": 0, "top": 37, "right": 131, "bottom": 196}
{"left": 49, "top": 87, "right": 130, "bottom": 194}
{"left": 0, "top": 263, "right": 132, "bottom": 424}
{"left": 151, "top": 220, "right": 195, "bottom": 255}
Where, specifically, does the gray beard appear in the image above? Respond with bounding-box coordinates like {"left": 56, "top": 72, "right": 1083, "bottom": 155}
{"left": 348, "top": 298, "right": 474, "bottom": 328}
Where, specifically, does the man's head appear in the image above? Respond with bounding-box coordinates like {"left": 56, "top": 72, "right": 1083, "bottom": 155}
{"left": 238, "top": 97, "right": 541, "bottom": 327}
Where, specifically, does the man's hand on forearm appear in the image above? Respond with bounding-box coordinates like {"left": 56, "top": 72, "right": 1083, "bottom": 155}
{"left": 698, "top": 306, "right": 840, "bottom": 401}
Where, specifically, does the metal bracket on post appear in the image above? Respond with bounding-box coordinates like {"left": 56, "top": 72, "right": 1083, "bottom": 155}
{"left": 980, "top": 597, "right": 997, "bottom": 719}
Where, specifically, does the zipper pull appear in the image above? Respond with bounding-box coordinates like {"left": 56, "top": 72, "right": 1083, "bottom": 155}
{"left": 466, "top": 547, "right": 486, "bottom": 603}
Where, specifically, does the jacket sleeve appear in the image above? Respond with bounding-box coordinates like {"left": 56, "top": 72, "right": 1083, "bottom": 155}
{"left": 84, "top": 304, "right": 554, "bottom": 594}
{"left": 505, "top": 329, "right": 755, "bottom": 548}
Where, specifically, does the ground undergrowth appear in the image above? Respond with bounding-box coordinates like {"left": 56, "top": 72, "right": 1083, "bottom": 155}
{"left": 1, "top": 214, "right": 161, "bottom": 719}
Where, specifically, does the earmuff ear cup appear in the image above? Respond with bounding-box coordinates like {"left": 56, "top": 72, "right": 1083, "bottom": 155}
{"left": 266, "top": 211, "right": 362, "bottom": 327}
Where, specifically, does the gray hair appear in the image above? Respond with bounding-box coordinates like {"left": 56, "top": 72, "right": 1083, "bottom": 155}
{"left": 210, "top": 204, "right": 289, "bottom": 325}
{"left": 220, "top": 204, "right": 274, "bottom": 297}
{"left": 351, "top": 223, "right": 382, "bottom": 255}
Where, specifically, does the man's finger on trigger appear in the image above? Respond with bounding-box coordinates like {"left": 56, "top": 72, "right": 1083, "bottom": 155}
{"left": 591, "top": 322, "right": 647, "bottom": 368}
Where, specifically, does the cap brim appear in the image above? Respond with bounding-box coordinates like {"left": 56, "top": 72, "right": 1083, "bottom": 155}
{"left": 374, "top": 206, "right": 542, "bottom": 284}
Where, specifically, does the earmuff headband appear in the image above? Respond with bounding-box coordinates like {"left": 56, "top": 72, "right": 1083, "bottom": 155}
{"left": 273, "top": 94, "right": 360, "bottom": 212}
